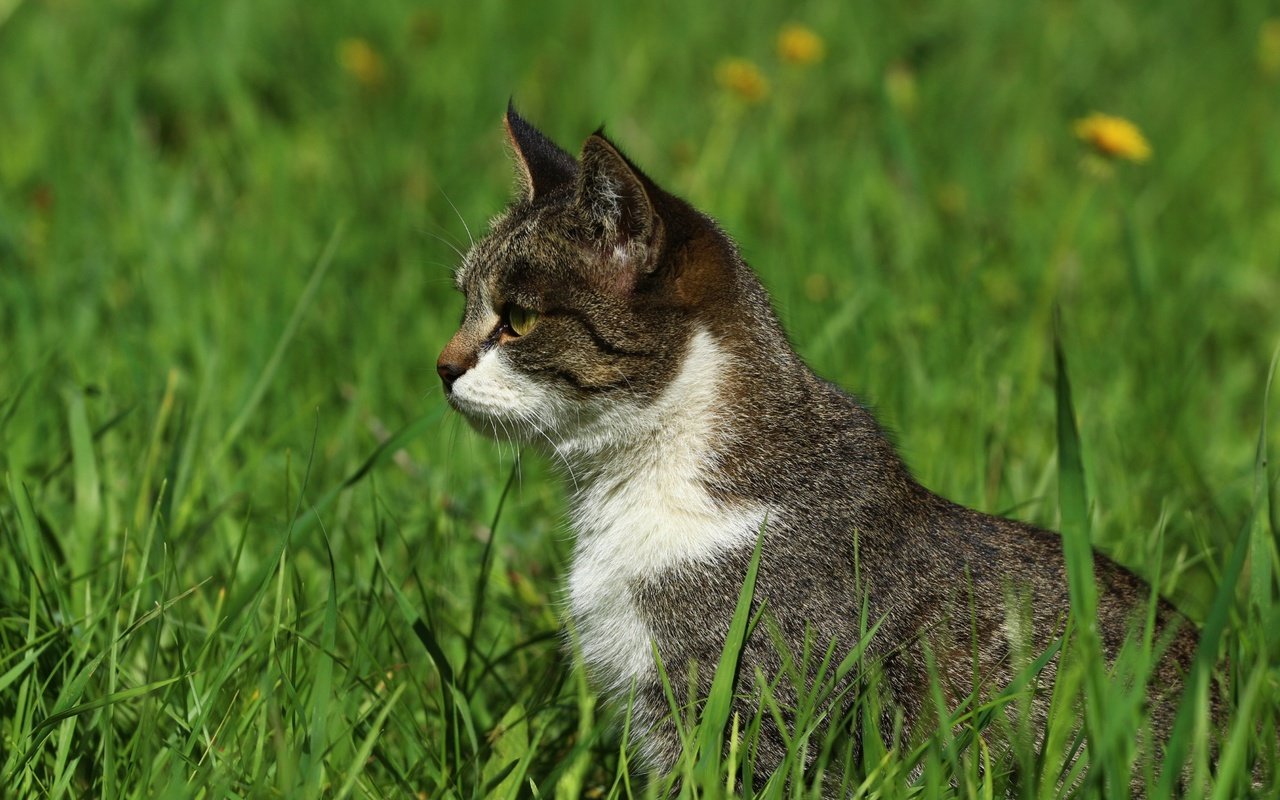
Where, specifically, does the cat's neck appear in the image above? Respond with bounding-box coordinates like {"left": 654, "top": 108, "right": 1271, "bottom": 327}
{"left": 545, "top": 259, "right": 847, "bottom": 498}
{"left": 558, "top": 326, "right": 775, "bottom": 694}
{"left": 552, "top": 326, "right": 733, "bottom": 489}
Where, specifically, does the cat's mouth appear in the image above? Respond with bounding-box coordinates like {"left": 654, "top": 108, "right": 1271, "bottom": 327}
{"left": 439, "top": 346, "right": 581, "bottom": 445}
{"left": 446, "top": 388, "right": 567, "bottom": 447}
{"left": 447, "top": 393, "right": 521, "bottom": 436}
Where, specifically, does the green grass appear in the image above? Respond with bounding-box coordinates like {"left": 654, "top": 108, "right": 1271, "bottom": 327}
{"left": 2, "top": 0, "right": 1279, "bottom": 796}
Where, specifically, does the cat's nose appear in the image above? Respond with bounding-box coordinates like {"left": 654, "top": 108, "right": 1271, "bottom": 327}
{"left": 437, "top": 359, "right": 470, "bottom": 392}
{"left": 438, "top": 333, "right": 478, "bottom": 393}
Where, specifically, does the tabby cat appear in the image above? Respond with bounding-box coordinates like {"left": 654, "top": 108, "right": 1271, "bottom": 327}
{"left": 437, "top": 105, "right": 1197, "bottom": 783}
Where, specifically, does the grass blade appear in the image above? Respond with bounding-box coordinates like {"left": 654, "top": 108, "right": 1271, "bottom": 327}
{"left": 1054, "top": 326, "right": 1136, "bottom": 790}
{"left": 693, "top": 522, "right": 766, "bottom": 780}
{"left": 1054, "top": 326, "right": 1097, "bottom": 624}
{"left": 1208, "top": 661, "right": 1264, "bottom": 800}
{"left": 214, "top": 221, "right": 345, "bottom": 463}
{"left": 334, "top": 683, "right": 408, "bottom": 800}
{"left": 1248, "top": 346, "right": 1279, "bottom": 652}
{"left": 461, "top": 458, "right": 520, "bottom": 692}
{"left": 303, "top": 525, "right": 341, "bottom": 796}
{"left": 1156, "top": 459, "right": 1265, "bottom": 794}
{"left": 65, "top": 385, "right": 101, "bottom": 556}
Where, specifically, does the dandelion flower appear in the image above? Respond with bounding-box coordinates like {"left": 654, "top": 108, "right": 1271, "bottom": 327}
{"left": 1073, "top": 113, "right": 1152, "bottom": 162}
{"left": 716, "top": 58, "right": 769, "bottom": 103}
{"left": 777, "top": 24, "right": 825, "bottom": 65}
{"left": 338, "top": 38, "right": 386, "bottom": 88}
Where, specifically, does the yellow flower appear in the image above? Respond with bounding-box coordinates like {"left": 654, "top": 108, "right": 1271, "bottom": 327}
{"left": 777, "top": 24, "right": 825, "bottom": 65}
{"left": 1073, "top": 113, "right": 1152, "bottom": 162}
{"left": 716, "top": 58, "right": 769, "bottom": 103}
{"left": 338, "top": 38, "right": 386, "bottom": 88}
{"left": 1260, "top": 19, "right": 1280, "bottom": 76}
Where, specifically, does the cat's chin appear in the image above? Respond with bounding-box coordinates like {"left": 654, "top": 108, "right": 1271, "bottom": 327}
{"left": 449, "top": 400, "right": 519, "bottom": 437}
{"left": 447, "top": 388, "right": 626, "bottom": 459}
{"left": 447, "top": 396, "right": 550, "bottom": 446}
{"left": 461, "top": 413, "right": 533, "bottom": 443}
{"left": 455, "top": 405, "right": 616, "bottom": 463}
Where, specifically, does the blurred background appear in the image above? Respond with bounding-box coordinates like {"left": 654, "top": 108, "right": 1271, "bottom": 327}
{"left": 1, "top": 0, "right": 1278, "bottom": 792}
{"left": 4, "top": 0, "right": 1277, "bottom": 591}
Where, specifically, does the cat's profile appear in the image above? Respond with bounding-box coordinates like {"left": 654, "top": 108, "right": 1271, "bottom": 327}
{"left": 438, "top": 105, "right": 1198, "bottom": 783}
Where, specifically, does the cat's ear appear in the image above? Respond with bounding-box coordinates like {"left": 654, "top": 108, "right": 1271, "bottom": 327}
{"left": 574, "top": 131, "right": 661, "bottom": 291}
{"left": 504, "top": 102, "right": 578, "bottom": 202}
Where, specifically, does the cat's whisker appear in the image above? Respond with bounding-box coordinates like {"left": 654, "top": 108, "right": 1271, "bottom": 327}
{"left": 421, "top": 224, "right": 467, "bottom": 261}
{"left": 491, "top": 417, "right": 509, "bottom": 460}
{"left": 602, "top": 363, "right": 636, "bottom": 396}
{"left": 529, "top": 413, "right": 581, "bottom": 494}
{"left": 496, "top": 417, "right": 520, "bottom": 465}
{"left": 420, "top": 267, "right": 463, "bottom": 281}
{"left": 439, "top": 186, "right": 475, "bottom": 249}
{"left": 504, "top": 420, "right": 519, "bottom": 460}
{"left": 444, "top": 414, "right": 462, "bottom": 468}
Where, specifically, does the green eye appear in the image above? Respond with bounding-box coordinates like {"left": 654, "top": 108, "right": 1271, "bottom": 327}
{"left": 505, "top": 304, "right": 539, "bottom": 337}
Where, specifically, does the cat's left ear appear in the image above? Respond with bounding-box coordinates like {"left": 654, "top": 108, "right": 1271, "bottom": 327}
{"left": 504, "top": 102, "right": 578, "bottom": 202}
{"left": 575, "top": 132, "right": 661, "bottom": 292}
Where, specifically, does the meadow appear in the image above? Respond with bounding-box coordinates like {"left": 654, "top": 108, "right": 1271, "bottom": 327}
{"left": 1, "top": 0, "right": 1278, "bottom": 796}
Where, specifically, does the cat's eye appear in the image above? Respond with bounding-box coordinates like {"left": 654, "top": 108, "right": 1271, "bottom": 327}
{"left": 504, "top": 304, "right": 539, "bottom": 337}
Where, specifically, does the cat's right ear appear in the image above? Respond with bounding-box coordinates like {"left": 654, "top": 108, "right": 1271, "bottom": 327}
{"left": 504, "top": 102, "right": 578, "bottom": 202}
{"left": 573, "top": 132, "right": 663, "bottom": 294}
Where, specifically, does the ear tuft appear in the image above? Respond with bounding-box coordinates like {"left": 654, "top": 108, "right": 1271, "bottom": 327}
{"left": 576, "top": 133, "right": 657, "bottom": 248}
{"left": 574, "top": 132, "right": 663, "bottom": 294}
{"left": 504, "top": 102, "right": 578, "bottom": 202}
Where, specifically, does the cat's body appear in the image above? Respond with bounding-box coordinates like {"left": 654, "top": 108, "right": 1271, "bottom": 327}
{"left": 438, "top": 106, "right": 1197, "bottom": 781}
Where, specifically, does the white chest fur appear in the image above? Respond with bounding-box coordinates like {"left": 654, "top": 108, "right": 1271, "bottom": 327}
{"left": 561, "top": 330, "right": 771, "bottom": 692}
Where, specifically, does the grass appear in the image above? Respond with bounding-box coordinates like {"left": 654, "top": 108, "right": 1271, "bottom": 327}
{"left": 1, "top": 0, "right": 1278, "bottom": 796}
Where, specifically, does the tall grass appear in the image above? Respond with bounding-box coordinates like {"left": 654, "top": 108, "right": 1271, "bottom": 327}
{"left": 2, "top": 0, "right": 1278, "bottom": 796}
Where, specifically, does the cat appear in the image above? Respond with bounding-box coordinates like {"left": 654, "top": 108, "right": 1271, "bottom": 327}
{"left": 437, "top": 104, "right": 1200, "bottom": 786}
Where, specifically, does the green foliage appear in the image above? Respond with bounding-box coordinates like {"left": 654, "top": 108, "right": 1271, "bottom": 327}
{"left": 1, "top": 0, "right": 1278, "bottom": 796}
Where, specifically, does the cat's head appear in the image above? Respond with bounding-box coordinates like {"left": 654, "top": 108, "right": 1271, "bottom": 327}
{"left": 438, "top": 105, "right": 740, "bottom": 453}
